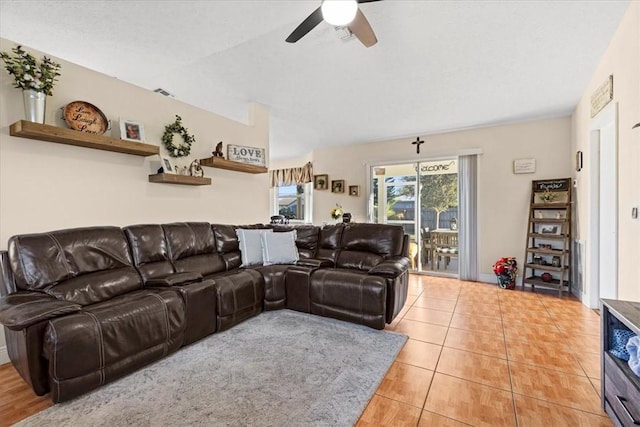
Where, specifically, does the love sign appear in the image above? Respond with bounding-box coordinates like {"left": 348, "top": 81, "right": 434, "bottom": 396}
{"left": 227, "top": 144, "right": 266, "bottom": 167}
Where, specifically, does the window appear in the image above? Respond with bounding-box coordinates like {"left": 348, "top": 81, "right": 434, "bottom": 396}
{"left": 273, "top": 183, "right": 312, "bottom": 222}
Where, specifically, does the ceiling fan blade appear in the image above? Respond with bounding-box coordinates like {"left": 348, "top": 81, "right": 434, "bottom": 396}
{"left": 286, "top": 7, "right": 324, "bottom": 43}
{"left": 357, "top": 0, "right": 382, "bottom": 3}
{"left": 349, "top": 9, "right": 377, "bottom": 48}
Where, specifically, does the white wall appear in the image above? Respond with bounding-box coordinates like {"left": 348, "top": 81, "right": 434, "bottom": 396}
{"left": 273, "top": 117, "right": 573, "bottom": 283}
{"left": 0, "top": 38, "right": 271, "bottom": 364}
{"left": 572, "top": 1, "right": 640, "bottom": 302}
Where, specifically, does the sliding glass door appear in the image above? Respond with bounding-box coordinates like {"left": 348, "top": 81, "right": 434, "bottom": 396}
{"left": 370, "top": 159, "right": 459, "bottom": 276}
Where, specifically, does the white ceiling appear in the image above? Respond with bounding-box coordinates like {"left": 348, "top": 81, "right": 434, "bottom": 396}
{"left": 0, "top": 0, "right": 630, "bottom": 160}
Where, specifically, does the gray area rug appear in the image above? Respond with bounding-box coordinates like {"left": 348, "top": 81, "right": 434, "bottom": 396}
{"left": 18, "top": 310, "right": 407, "bottom": 427}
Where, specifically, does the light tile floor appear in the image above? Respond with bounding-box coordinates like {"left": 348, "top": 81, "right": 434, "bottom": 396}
{"left": 357, "top": 275, "right": 611, "bottom": 427}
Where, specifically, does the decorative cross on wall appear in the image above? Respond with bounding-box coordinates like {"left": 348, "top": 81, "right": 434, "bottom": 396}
{"left": 412, "top": 137, "right": 424, "bottom": 154}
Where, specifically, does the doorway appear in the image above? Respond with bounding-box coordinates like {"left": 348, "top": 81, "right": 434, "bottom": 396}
{"left": 587, "top": 103, "right": 618, "bottom": 308}
{"left": 370, "top": 159, "right": 459, "bottom": 276}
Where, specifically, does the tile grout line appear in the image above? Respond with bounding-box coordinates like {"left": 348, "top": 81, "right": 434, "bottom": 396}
{"left": 499, "top": 287, "right": 521, "bottom": 427}
{"left": 409, "top": 278, "right": 605, "bottom": 426}
{"left": 416, "top": 276, "right": 462, "bottom": 425}
{"left": 540, "top": 294, "right": 595, "bottom": 381}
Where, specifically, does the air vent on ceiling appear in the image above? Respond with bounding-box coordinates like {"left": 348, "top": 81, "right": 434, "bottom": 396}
{"left": 153, "top": 88, "right": 175, "bottom": 97}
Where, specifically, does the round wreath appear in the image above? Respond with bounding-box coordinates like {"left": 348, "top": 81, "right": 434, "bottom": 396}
{"left": 162, "top": 115, "right": 195, "bottom": 158}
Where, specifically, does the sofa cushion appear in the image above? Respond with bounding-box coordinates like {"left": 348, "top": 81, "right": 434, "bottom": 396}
{"left": 341, "top": 223, "right": 405, "bottom": 256}
{"left": 212, "top": 224, "right": 242, "bottom": 270}
{"left": 316, "top": 223, "right": 344, "bottom": 264}
{"left": 336, "top": 224, "right": 405, "bottom": 271}
{"left": 236, "top": 228, "right": 272, "bottom": 267}
{"left": 45, "top": 268, "right": 143, "bottom": 306}
{"left": 163, "top": 222, "right": 226, "bottom": 276}
{"left": 273, "top": 225, "right": 320, "bottom": 259}
{"left": 8, "top": 227, "right": 141, "bottom": 305}
{"left": 123, "top": 224, "right": 174, "bottom": 282}
{"left": 261, "top": 230, "right": 299, "bottom": 266}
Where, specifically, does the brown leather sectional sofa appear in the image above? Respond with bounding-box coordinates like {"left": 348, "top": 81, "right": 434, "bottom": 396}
{"left": 0, "top": 222, "right": 409, "bottom": 403}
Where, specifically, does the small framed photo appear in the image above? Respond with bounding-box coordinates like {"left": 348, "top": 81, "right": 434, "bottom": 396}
{"left": 540, "top": 225, "right": 561, "bottom": 235}
{"left": 158, "top": 154, "right": 176, "bottom": 174}
{"left": 331, "top": 179, "right": 345, "bottom": 193}
{"left": 349, "top": 185, "right": 360, "bottom": 196}
{"left": 120, "top": 119, "right": 145, "bottom": 142}
{"left": 314, "top": 174, "right": 328, "bottom": 190}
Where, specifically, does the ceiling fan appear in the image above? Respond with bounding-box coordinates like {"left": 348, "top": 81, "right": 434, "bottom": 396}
{"left": 286, "top": 0, "right": 381, "bottom": 48}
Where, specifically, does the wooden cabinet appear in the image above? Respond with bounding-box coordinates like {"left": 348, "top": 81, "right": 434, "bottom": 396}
{"left": 601, "top": 299, "right": 640, "bottom": 426}
{"left": 521, "top": 178, "right": 572, "bottom": 296}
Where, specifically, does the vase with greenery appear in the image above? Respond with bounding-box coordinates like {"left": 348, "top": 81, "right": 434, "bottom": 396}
{"left": 1, "top": 45, "right": 62, "bottom": 123}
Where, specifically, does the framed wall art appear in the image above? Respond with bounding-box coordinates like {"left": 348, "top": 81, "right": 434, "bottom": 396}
{"left": 540, "top": 225, "right": 561, "bottom": 235}
{"left": 120, "top": 119, "right": 145, "bottom": 142}
{"left": 349, "top": 185, "right": 360, "bottom": 196}
{"left": 314, "top": 174, "right": 328, "bottom": 190}
{"left": 158, "top": 154, "right": 176, "bottom": 174}
{"left": 331, "top": 180, "right": 345, "bottom": 193}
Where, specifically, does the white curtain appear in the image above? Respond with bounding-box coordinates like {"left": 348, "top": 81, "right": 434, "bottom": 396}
{"left": 458, "top": 155, "right": 478, "bottom": 281}
{"left": 269, "top": 162, "right": 313, "bottom": 187}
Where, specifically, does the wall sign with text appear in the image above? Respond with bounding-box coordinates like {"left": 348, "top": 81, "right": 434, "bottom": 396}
{"left": 535, "top": 179, "right": 569, "bottom": 192}
{"left": 227, "top": 144, "right": 266, "bottom": 166}
{"left": 513, "top": 158, "right": 536, "bottom": 174}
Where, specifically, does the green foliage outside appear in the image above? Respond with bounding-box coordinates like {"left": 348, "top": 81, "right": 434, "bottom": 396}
{"left": 279, "top": 207, "right": 297, "bottom": 219}
{"left": 419, "top": 174, "right": 458, "bottom": 228}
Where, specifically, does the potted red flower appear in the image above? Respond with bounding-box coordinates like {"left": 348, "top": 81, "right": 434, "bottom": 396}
{"left": 493, "top": 257, "right": 518, "bottom": 289}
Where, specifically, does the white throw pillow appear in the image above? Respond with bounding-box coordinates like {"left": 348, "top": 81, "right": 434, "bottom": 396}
{"left": 236, "top": 228, "right": 273, "bottom": 267}
{"left": 261, "top": 230, "right": 299, "bottom": 266}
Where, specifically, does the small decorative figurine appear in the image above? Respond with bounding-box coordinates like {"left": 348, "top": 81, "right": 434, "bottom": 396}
{"left": 189, "top": 159, "right": 204, "bottom": 177}
{"left": 181, "top": 166, "right": 190, "bottom": 176}
{"left": 212, "top": 141, "right": 224, "bottom": 158}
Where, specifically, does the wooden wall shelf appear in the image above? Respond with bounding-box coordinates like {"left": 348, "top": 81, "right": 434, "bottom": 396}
{"left": 199, "top": 156, "right": 267, "bottom": 174}
{"left": 148, "top": 173, "right": 211, "bottom": 186}
{"left": 9, "top": 120, "right": 159, "bottom": 157}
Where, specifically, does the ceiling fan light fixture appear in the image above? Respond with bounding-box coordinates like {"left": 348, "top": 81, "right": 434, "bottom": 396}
{"left": 321, "top": 0, "right": 358, "bottom": 26}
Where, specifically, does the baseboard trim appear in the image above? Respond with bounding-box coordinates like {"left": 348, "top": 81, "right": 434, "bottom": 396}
{"left": 478, "top": 273, "right": 496, "bottom": 285}
{"left": 0, "top": 345, "right": 9, "bottom": 365}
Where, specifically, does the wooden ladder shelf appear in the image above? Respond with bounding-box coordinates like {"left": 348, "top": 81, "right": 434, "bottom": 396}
{"left": 521, "top": 178, "right": 573, "bottom": 296}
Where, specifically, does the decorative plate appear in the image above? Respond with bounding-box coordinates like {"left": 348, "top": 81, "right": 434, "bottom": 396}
{"left": 63, "top": 101, "right": 108, "bottom": 135}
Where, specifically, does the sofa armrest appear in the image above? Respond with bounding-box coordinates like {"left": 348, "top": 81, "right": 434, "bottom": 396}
{"left": 368, "top": 257, "right": 410, "bottom": 278}
{"left": 0, "top": 292, "right": 82, "bottom": 330}
{"left": 145, "top": 272, "right": 203, "bottom": 287}
{"left": 0, "top": 250, "right": 16, "bottom": 297}
{"left": 296, "top": 258, "right": 334, "bottom": 269}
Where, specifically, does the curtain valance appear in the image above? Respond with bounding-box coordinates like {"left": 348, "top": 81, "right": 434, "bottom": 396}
{"left": 269, "top": 162, "right": 313, "bottom": 187}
